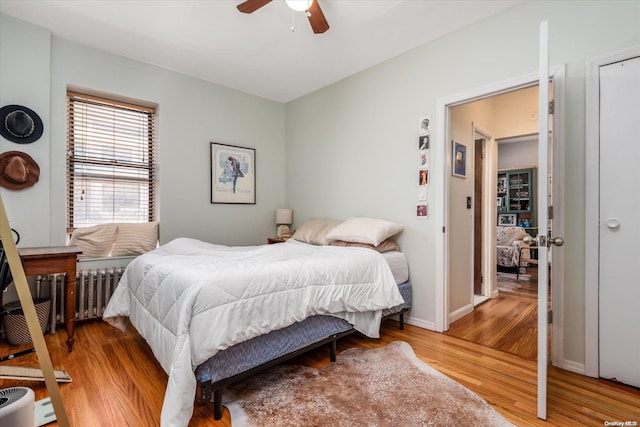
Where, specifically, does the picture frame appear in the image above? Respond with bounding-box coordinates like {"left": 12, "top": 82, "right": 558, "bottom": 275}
{"left": 497, "top": 176, "right": 506, "bottom": 194}
{"left": 419, "top": 116, "right": 431, "bottom": 134}
{"left": 417, "top": 203, "right": 428, "bottom": 218}
{"left": 498, "top": 213, "right": 517, "bottom": 226}
{"left": 419, "top": 169, "right": 428, "bottom": 186}
{"left": 452, "top": 141, "right": 466, "bottom": 178}
{"left": 497, "top": 197, "right": 503, "bottom": 207}
{"left": 419, "top": 149, "right": 429, "bottom": 167}
{"left": 418, "top": 134, "right": 430, "bottom": 150}
{"left": 210, "top": 142, "right": 256, "bottom": 204}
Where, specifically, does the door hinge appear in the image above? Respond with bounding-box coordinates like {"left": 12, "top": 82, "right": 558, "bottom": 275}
{"left": 548, "top": 311, "right": 553, "bottom": 324}
{"left": 548, "top": 205, "right": 554, "bottom": 219}
{"left": 442, "top": 226, "right": 446, "bottom": 233}
{"left": 549, "top": 100, "right": 555, "bottom": 115}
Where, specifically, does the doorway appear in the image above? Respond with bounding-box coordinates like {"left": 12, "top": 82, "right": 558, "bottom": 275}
{"left": 447, "top": 86, "right": 545, "bottom": 360}
{"left": 433, "top": 66, "right": 565, "bottom": 365}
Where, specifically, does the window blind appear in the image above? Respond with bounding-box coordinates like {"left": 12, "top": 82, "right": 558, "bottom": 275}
{"left": 67, "top": 91, "right": 156, "bottom": 229}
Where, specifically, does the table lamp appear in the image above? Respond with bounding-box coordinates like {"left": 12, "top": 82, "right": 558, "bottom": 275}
{"left": 275, "top": 208, "right": 293, "bottom": 238}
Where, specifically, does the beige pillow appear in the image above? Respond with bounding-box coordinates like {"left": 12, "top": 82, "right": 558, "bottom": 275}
{"left": 329, "top": 239, "right": 400, "bottom": 253}
{"left": 291, "top": 219, "right": 341, "bottom": 246}
{"left": 111, "top": 221, "right": 159, "bottom": 257}
{"left": 325, "top": 217, "right": 403, "bottom": 246}
{"left": 69, "top": 224, "right": 118, "bottom": 258}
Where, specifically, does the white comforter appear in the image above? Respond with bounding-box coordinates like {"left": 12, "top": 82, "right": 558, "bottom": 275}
{"left": 102, "top": 237, "right": 404, "bottom": 427}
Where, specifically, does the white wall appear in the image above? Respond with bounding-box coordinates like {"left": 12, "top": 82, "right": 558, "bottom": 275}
{"left": 498, "top": 139, "right": 538, "bottom": 171}
{"left": 285, "top": 1, "right": 640, "bottom": 365}
{"left": 493, "top": 85, "right": 541, "bottom": 140}
{"left": 0, "top": 14, "right": 287, "bottom": 248}
{"left": 0, "top": 15, "right": 51, "bottom": 247}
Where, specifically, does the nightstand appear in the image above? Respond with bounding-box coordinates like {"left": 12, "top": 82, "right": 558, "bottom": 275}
{"left": 268, "top": 237, "right": 286, "bottom": 244}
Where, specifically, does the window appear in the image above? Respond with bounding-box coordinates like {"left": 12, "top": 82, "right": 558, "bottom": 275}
{"left": 67, "top": 91, "right": 156, "bottom": 229}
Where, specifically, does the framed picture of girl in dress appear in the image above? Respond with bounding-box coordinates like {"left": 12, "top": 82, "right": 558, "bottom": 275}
{"left": 211, "top": 142, "right": 256, "bottom": 204}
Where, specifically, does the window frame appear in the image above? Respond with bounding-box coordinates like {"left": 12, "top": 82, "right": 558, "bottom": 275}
{"left": 66, "top": 90, "right": 157, "bottom": 231}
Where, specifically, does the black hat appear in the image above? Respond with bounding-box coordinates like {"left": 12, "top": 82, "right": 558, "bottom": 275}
{"left": 0, "top": 104, "right": 44, "bottom": 144}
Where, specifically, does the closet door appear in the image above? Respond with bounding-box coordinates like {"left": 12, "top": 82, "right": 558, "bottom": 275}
{"left": 599, "top": 55, "right": 640, "bottom": 388}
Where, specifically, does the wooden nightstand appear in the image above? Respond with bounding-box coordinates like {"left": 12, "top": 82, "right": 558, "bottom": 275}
{"left": 267, "top": 237, "right": 286, "bottom": 244}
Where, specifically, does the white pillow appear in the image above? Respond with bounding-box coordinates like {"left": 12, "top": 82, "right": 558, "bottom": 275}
{"left": 111, "top": 221, "right": 159, "bottom": 256}
{"left": 325, "top": 217, "right": 403, "bottom": 246}
{"left": 291, "top": 219, "right": 341, "bottom": 246}
{"left": 69, "top": 223, "right": 118, "bottom": 258}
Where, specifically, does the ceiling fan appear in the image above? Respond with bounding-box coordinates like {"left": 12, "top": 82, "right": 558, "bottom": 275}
{"left": 237, "top": 0, "right": 330, "bottom": 34}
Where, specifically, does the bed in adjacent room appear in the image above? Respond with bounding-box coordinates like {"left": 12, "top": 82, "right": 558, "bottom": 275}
{"left": 103, "top": 217, "right": 411, "bottom": 427}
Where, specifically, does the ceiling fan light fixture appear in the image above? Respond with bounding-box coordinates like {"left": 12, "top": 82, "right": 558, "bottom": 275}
{"left": 285, "top": 0, "right": 313, "bottom": 12}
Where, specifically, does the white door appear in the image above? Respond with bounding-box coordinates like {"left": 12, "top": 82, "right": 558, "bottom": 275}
{"left": 536, "top": 20, "right": 568, "bottom": 420}
{"left": 599, "top": 55, "right": 640, "bottom": 388}
{"left": 536, "top": 21, "right": 550, "bottom": 420}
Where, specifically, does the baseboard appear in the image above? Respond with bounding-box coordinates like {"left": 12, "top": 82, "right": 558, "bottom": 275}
{"left": 449, "top": 304, "right": 473, "bottom": 324}
{"left": 405, "top": 316, "right": 436, "bottom": 331}
{"left": 558, "top": 359, "right": 586, "bottom": 376}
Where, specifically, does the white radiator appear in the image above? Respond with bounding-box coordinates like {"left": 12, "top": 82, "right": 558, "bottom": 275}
{"left": 37, "top": 268, "right": 125, "bottom": 334}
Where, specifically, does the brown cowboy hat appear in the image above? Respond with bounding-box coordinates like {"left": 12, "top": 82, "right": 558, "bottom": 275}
{"left": 0, "top": 105, "right": 44, "bottom": 144}
{"left": 0, "top": 151, "right": 40, "bottom": 190}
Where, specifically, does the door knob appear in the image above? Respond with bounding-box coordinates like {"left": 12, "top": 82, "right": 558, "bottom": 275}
{"left": 606, "top": 218, "right": 620, "bottom": 230}
{"left": 549, "top": 237, "right": 564, "bottom": 247}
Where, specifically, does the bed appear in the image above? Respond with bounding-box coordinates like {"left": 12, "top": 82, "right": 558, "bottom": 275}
{"left": 103, "top": 222, "right": 410, "bottom": 426}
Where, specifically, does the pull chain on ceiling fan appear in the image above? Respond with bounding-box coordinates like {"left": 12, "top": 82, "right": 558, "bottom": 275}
{"left": 237, "top": 0, "right": 330, "bottom": 34}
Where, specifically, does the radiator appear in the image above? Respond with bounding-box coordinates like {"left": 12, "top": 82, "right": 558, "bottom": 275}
{"left": 36, "top": 268, "right": 125, "bottom": 334}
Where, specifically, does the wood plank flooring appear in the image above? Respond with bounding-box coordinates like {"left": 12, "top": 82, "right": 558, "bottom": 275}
{"left": 445, "top": 266, "right": 545, "bottom": 360}
{"left": 1, "top": 318, "right": 638, "bottom": 426}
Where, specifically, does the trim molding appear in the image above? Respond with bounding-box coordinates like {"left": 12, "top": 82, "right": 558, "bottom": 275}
{"left": 449, "top": 304, "right": 473, "bottom": 324}
{"left": 559, "top": 360, "right": 586, "bottom": 376}
{"left": 405, "top": 316, "right": 436, "bottom": 331}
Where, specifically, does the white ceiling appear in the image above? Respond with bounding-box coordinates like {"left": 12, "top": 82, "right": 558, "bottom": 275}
{"left": 0, "top": 0, "right": 520, "bottom": 103}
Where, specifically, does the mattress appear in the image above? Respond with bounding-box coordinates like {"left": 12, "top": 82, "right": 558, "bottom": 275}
{"left": 382, "top": 251, "right": 409, "bottom": 284}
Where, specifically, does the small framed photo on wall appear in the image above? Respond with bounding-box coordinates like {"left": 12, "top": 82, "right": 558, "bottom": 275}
{"left": 419, "top": 169, "right": 429, "bottom": 186}
{"left": 417, "top": 203, "right": 428, "bottom": 218}
{"left": 418, "top": 134, "right": 430, "bottom": 150}
{"left": 498, "top": 213, "right": 517, "bottom": 226}
{"left": 452, "top": 141, "right": 466, "bottom": 178}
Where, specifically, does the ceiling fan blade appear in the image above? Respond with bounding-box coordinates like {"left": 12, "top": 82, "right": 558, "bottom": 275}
{"left": 307, "top": 0, "right": 329, "bottom": 33}
{"left": 237, "top": 0, "right": 272, "bottom": 14}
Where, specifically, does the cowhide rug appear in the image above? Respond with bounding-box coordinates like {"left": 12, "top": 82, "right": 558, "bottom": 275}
{"left": 223, "top": 341, "right": 513, "bottom": 426}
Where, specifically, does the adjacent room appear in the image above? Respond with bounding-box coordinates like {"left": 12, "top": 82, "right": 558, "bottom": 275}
{"left": 0, "top": 1, "right": 639, "bottom": 426}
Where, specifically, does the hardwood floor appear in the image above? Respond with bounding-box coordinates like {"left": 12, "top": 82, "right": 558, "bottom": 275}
{"left": 445, "top": 265, "right": 545, "bottom": 360}
{"left": 1, "top": 318, "right": 639, "bottom": 426}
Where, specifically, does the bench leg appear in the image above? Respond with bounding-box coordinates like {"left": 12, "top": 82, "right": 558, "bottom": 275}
{"left": 213, "top": 389, "right": 223, "bottom": 420}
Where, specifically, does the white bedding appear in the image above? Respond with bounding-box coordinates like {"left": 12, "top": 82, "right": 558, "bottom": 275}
{"left": 102, "top": 237, "right": 403, "bottom": 427}
{"left": 381, "top": 251, "right": 409, "bottom": 284}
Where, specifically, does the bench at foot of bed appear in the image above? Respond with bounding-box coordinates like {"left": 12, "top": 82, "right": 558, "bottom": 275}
{"left": 199, "top": 310, "right": 408, "bottom": 421}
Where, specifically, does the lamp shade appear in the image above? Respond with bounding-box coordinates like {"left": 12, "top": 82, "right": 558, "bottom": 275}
{"left": 275, "top": 208, "right": 293, "bottom": 225}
